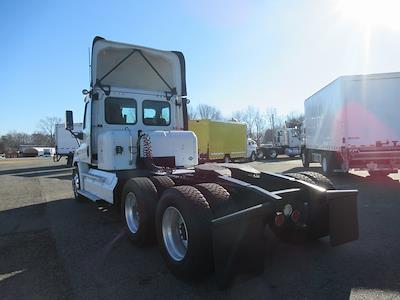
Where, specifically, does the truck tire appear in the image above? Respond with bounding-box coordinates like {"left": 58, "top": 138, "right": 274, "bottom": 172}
{"left": 321, "top": 153, "right": 334, "bottom": 175}
{"left": 194, "top": 183, "right": 235, "bottom": 218}
{"left": 300, "top": 171, "right": 336, "bottom": 190}
{"left": 121, "top": 177, "right": 158, "bottom": 246}
{"left": 150, "top": 176, "right": 175, "bottom": 198}
{"left": 67, "top": 155, "right": 73, "bottom": 167}
{"left": 223, "top": 155, "right": 230, "bottom": 163}
{"left": 284, "top": 172, "right": 315, "bottom": 184}
{"left": 72, "top": 167, "right": 85, "bottom": 202}
{"left": 301, "top": 150, "right": 309, "bottom": 168}
{"left": 269, "top": 149, "right": 278, "bottom": 159}
{"left": 257, "top": 150, "right": 265, "bottom": 160}
{"left": 156, "top": 186, "right": 213, "bottom": 278}
{"left": 249, "top": 151, "right": 256, "bottom": 162}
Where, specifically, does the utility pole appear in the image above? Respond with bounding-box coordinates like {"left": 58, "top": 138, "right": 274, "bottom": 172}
{"left": 271, "top": 113, "right": 275, "bottom": 144}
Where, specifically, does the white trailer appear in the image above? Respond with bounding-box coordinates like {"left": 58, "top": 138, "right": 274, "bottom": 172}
{"left": 54, "top": 123, "right": 82, "bottom": 166}
{"left": 302, "top": 72, "right": 400, "bottom": 176}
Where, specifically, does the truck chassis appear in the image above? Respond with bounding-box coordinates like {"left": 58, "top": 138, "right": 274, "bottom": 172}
{"left": 73, "top": 162, "right": 358, "bottom": 288}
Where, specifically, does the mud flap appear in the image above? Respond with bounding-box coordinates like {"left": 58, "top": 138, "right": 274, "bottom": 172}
{"left": 327, "top": 190, "right": 359, "bottom": 246}
{"left": 211, "top": 202, "right": 274, "bottom": 289}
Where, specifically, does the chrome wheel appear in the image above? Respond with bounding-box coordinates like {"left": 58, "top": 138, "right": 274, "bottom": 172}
{"left": 269, "top": 149, "right": 278, "bottom": 159}
{"left": 125, "top": 192, "right": 140, "bottom": 234}
{"left": 162, "top": 206, "right": 188, "bottom": 262}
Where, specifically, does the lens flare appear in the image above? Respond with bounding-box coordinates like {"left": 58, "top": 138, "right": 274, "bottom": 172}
{"left": 336, "top": 0, "right": 400, "bottom": 30}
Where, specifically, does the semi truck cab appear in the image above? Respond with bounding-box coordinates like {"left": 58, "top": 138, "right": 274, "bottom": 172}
{"left": 66, "top": 37, "right": 359, "bottom": 288}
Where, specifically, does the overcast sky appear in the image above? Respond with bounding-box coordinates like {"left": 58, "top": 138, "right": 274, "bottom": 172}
{"left": 1, "top": 0, "right": 400, "bottom": 134}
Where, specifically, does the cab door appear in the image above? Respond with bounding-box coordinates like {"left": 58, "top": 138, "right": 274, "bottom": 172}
{"left": 75, "top": 100, "right": 91, "bottom": 164}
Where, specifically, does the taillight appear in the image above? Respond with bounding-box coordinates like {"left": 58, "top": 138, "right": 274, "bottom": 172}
{"left": 291, "top": 210, "right": 301, "bottom": 223}
{"left": 274, "top": 212, "right": 285, "bottom": 226}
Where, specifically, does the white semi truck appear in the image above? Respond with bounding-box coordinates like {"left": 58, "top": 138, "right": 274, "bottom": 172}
{"left": 302, "top": 72, "right": 400, "bottom": 176}
{"left": 257, "top": 126, "right": 302, "bottom": 159}
{"left": 54, "top": 123, "right": 83, "bottom": 166}
{"left": 67, "top": 37, "right": 358, "bottom": 287}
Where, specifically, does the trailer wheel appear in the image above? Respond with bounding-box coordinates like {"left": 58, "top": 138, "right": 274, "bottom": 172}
{"left": 269, "top": 149, "right": 278, "bottom": 159}
{"left": 321, "top": 154, "right": 334, "bottom": 175}
{"left": 150, "top": 176, "right": 175, "bottom": 198}
{"left": 156, "top": 186, "right": 213, "bottom": 278}
{"left": 122, "top": 177, "right": 158, "bottom": 246}
{"left": 300, "top": 171, "right": 336, "bottom": 190}
{"left": 301, "top": 152, "right": 308, "bottom": 168}
{"left": 72, "top": 167, "right": 85, "bottom": 202}
{"left": 194, "top": 183, "right": 235, "bottom": 218}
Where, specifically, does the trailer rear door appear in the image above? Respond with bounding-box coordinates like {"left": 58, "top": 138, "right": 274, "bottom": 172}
{"left": 342, "top": 73, "right": 400, "bottom": 147}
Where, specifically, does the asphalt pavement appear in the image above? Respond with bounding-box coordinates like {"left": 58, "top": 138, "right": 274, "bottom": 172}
{"left": 0, "top": 157, "right": 399, "bottom": 299}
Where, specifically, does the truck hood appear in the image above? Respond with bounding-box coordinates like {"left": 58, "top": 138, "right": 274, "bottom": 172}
{"left": 91, "top": 36, "right": 186, "bottom": 96}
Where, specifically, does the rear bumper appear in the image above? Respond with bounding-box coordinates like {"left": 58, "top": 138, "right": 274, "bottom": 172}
{"left": 348, "top": 147, "right": 400, "bottom": 170}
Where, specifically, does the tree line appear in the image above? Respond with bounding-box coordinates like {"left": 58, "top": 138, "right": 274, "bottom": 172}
{"left": 0, "top": 117, "right": 61, "bottom": 155}
{"left": 188, "top": 104, "right": 304, "bottom": 144}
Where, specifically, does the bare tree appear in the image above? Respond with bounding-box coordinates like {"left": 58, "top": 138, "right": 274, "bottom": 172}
{"left": 232, "top": 110, "right": 245, "bottom": 123}
{"left": 253, "top": 110, "right": 267, "bottom": 144}
{"left": 38, "top": 116, "right": 62, "bottom": 145}
{"left": 285, "top": 112, "right": 304, "bottom": 128}
{"left": 0, "top": 132, "right": 32, "bottom": 152}
{"left": 31, "top": 132, "right": 53, "bottom": 146}
{"left": 188, "top": 105, "right": 198, "bottom": 120}
{"left": 232, "top": 106, "right": 266, "bottom": 143}
{"left": 197, "top": 104, "right": 222, "bottom": 120}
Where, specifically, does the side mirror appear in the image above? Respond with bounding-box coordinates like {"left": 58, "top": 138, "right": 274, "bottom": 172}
{"left": 76, "top": 132, "right": 84, "bottom": 140}
{"left": 65, "top": 110, "right": 74, "bottom": 130}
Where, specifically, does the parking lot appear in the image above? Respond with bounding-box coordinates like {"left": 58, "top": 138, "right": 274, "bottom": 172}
{"left": 1, "top": 157, "right": 400, "bottom": 299}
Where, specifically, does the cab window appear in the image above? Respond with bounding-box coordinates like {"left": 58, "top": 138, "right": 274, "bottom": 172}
{"left": 143, "top": 100, "right": 170, "bottom": 126}
{"left": 105, "top": 97, "right": 137, "bottom": 124}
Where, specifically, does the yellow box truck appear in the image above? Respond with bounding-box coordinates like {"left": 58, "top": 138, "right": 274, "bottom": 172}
{"left": 189, "top": 120, "right": 257, "bottom": 162}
